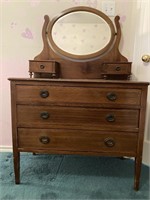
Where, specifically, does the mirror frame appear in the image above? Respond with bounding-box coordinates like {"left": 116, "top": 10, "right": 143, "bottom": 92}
{"left": 47, "top": 6, "right": 116, "bottom": 61}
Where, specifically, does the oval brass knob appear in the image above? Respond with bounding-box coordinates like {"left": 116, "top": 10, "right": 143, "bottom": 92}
{"left": 106, "top": 114, "right": 115, "bottom": 122}
{"left": 40, "top": 90, "right": 49, "bottom": 98}
{"left": 40, "top": 112, "right": 49, "bottom": 119}
{"left": 39, "top": 136, "right": 50, "bottom": 144}
{"left": 142, "top": 55, "right": 150, "bottom": 63}
{"left": 104, "top": 138, "right": 115, "bottom": 147}
{"left": 106, "top": 92, "right": 117, "bottom": 101}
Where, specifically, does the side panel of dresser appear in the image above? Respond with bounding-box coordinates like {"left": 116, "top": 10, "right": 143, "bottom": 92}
{"left": 9, "top": 79, "right": 148, "bottom": 190}
{"left": 134, "top": 86, "right": 148, "bottom": 190}
{"left": 10, "top": 81, "right": 20, "bottom": 184}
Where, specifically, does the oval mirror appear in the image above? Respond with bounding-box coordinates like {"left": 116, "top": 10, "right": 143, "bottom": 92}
{"left": 48, "top": 7, "right": 116, "bottom": 60}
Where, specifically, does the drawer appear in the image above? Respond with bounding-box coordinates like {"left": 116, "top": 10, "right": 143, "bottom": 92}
{"left": 18, "top": 128, "right": 137, "bottom": 154}
{"left": 29, "top": 60, "right": 59, "bottom": 78}
{"left": 17, "top": 105, "right": 139, "bottom": 132}
{"left": 16, "top": 85, "right": 141, "bottom": 106}
{"left": 101, "top": 63, "right": 131, "bottom": 75}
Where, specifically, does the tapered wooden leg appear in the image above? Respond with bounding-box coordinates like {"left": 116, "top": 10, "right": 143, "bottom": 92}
{"left": 134, "top": 156, "right": 142, "bottom": 191}
{"left": 13, "top": 151, "right": 20, "bottom": 184}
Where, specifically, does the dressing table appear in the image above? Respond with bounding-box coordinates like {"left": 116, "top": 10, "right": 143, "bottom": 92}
{"left": 9, "top": 6, "right": 149, "bottom": 190}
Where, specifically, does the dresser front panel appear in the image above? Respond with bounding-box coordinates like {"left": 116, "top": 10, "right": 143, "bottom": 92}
{"left": 17, "top": 105, "right": 139, "bottom": 132}
{"left": 9, "top": 78, "right": 149, "bottom": 189}
{"left": 16, "top": 85, "right": 141, "bottom": 106}
{"left": 18, "top": 128, "right": 137, "bottom": 154}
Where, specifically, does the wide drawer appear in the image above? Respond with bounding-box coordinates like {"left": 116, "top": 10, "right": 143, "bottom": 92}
{"left": 17, "top": 105, "right": 139, "bottom": 132}
{"left": 16, "top": 85, "right": 141, "bottom": 106}
{"left": 18, "top": 128, "right": 137, "bottom": 154}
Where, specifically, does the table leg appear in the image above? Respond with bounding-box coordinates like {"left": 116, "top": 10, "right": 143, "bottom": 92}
{"left": 134, "top": 156, "right": 142, "bottom": 191}
{"left": 13, "top": 151, "right": 20, "bottom": 184}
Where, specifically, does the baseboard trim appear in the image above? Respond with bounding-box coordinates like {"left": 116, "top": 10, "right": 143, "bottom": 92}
{"left": 0, "top": 146, "right": 13, "bottom": 152}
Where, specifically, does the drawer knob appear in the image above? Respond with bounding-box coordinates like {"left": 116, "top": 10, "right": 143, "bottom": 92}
{"left": 104, "top": 138, "right": 115, "bottom": 147}
{"left": 39, "top": 136, "right": 50, "bottom": 144}
{"left": 106, "top": 92, "right": 117, "bottom": 101}
{"left": 40, "top": 112, "right": 49, "bottom": 119}
{"left": 40, "top": 65, "right": 45, "bottom": 69}
{"left": 106, "top": 114, "right": 115, "bottom": 122}
{"left": 40, "top": 90, "right": 49, "bottom": 98}
{"left": 115, "top": 66, "right": 121, "bottom": 71}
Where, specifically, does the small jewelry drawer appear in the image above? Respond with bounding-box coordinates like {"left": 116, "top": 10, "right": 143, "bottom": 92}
{"left": 101, "top": 62, "right": 132, "bottom": 74}
{"left": 101, "top": 62, "right": 131, "bottom": 80}
{"left": 29, "top": 60, "right": 60, "bottom": 78}
{"left": 18, "top": 128, "right": 137, "bottom": 155}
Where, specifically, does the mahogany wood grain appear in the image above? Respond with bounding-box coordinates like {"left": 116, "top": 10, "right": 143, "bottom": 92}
{"left": 16, "top": 85, "right": 141, "bottom": 106}
{"left": 9, "top": 78, "right": 149, "bottom": 190}
{"left": 101, "top": 63, "right": 131, "bottom": 75}
{"left": 17, "top": 105, "right": 139, "bottom": 132}
{"left": 18, "top": 128, "right": 138, "bottom": 154}
{"left": 8, "top": 7, "right": 149, "bottom": 190}
{"left": 32, "top": 7, "right": 129, "bottom": 79}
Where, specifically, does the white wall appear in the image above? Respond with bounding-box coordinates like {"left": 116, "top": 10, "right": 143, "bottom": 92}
{"left": 131, "top": 0, "right": 150, "bottom": 166}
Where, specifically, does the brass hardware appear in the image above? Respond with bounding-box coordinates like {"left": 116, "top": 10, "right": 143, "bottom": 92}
{"left": 104, "top": 138, "right": 115, "bottom": 147}
{"left": 40, "top": 90, "right": 49, "bottom": 98}
{"left": 106, "top": 92, "right": 117, "bottom": 101}
{"left": 142, "top": 55, "right": 150, "bottom": 63}
{"left": 39, "top": 136, "right": 50, "bottom": 144}
{"left": 106, "top": 114, "right": 115, "bottom": 122}
{"left": 40, "top": 111, "right": 49, "bottom": 119}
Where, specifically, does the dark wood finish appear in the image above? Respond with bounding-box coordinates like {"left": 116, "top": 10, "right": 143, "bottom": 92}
{"left": 8, "top": 6, "right": 149, "bottom": 191}
{"left": 9, "top": 78, "right": 149, "bottom": 191}
{"left": 10, "top": 82, "right": 20, "bottom": 184}
{"left": 101, "top": 62, "right": 131, "bottom": 74}
{"left": 18, "top": 128, "right": 137, "bottom": 154}
{"left": 31, "top": 6, "right": 129, "bottom": 79}
{"left": 29, "top": 60, "right": 59, "bottom": 78}
{"left": 16, "top": 85, "right": 141, "bottom": 106}
{"left": 101, "top": 62, "right": 132, "bottom": 79}
{"left": 17, "top": 105, "right": 139, "bottom": 131}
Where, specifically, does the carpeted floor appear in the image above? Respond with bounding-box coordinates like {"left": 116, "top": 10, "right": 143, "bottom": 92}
{"left": 0, "top": 152, "right": 149, "bottom": 200}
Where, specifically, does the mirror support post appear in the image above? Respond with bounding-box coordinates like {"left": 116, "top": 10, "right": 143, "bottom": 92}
{"left": 34, "top": 15, "right": 50, "bottom": 60}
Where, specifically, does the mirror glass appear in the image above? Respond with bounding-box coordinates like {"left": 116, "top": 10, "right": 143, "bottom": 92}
{"left": 50, "top": 11, "right": 112, "bottom": 56}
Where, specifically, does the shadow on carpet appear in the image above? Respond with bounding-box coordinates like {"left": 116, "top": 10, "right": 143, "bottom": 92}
{"left": 0, "top": 152, "right": 149, "bottom": 200}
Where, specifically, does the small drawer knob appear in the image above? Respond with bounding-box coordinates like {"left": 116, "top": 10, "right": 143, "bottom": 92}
{"left": 40, "top": 112, "right": 49, "bottom": 119}
{"left": 104, "top": 138, "right": 115, "bottom": 147}
{"left": 40, "top": 65, "right": 45, "bottom": 69}
{"left": 106, "top": 114, "right": 115, "bottom": 122}
{"left": 106, "top": 92, "right": 117, "bottom": 101}
{"left": 39, "top": 136, "right": 50, "bottom": 144}
{"left": 40, "top": 90, "right": 49, "bottom": 98}
{"left": 115, "top": 66, "right": 121, "bottom": 71}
